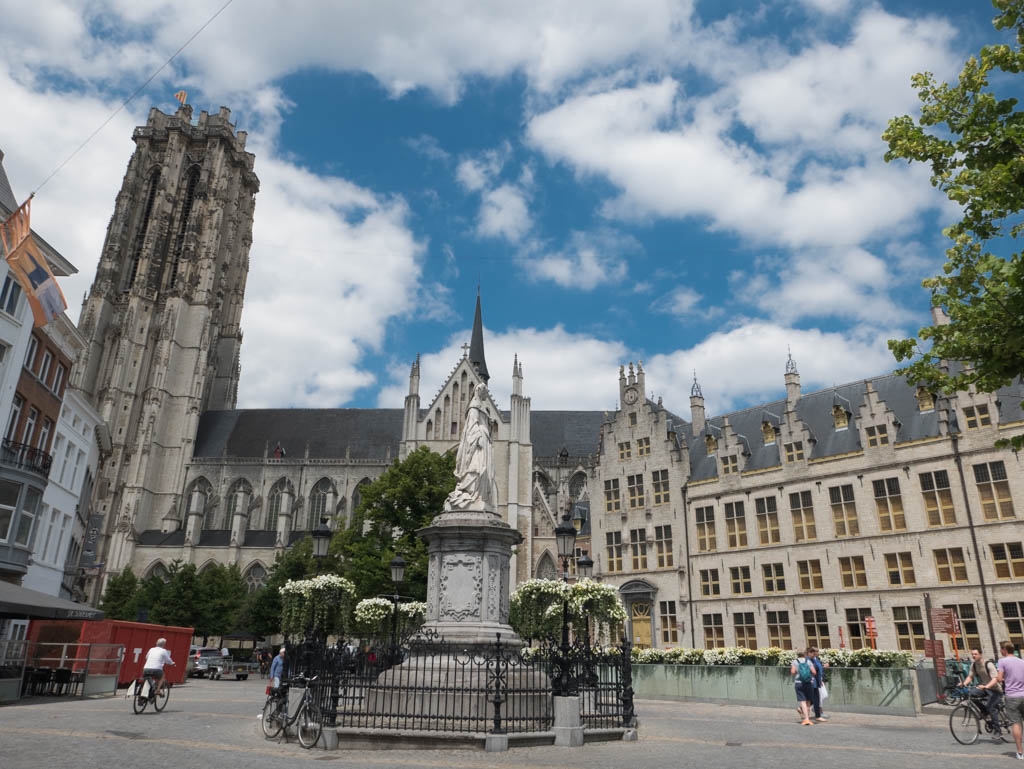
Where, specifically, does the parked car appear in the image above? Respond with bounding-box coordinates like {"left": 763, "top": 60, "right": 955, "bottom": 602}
{"left": 188, "top": 647, "right": 224, "bottom": 679}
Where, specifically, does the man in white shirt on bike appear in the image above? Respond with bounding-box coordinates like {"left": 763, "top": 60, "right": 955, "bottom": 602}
{"left": 143, "top": 638, "right": 175, "bottom": 697}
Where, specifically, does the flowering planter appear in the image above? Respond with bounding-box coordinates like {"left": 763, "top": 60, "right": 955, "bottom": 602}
{"left": 631, "top": 664, "right": 919, "bottom": 716}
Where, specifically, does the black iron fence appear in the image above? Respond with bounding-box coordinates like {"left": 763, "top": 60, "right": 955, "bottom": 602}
{"left": 282, "top": 632, "right": 635, "bottom": 735}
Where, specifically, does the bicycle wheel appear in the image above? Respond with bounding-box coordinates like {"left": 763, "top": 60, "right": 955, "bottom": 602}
{"left": 261, "top": 698, "right": 284, "bottom": 738}
{"left": 296, "top": 704, "right": 323, "bottom": 749}
{"left": 154, "top": 683, "right": 170, "bottom": 712}
{"left": 132, "top": 681, "right": 148, "bottom": 714}
{"left": 950, "top": 703, "right": 980, "bottom": 745}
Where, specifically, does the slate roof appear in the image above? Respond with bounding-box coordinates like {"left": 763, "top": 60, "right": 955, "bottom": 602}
{"left": 529, "top": 410, "right": 606, "bottom": 459}
{"left": 685, "top": 373, "right": 1024, "bottom": 481}
{"left": 194, "top": 409, "right": 405, "bottom": 459}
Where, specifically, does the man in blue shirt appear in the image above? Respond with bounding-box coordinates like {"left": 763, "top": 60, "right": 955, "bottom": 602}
{"left": 269, "top": 647, "right": 286, "bottom": 689}
{"left": 809, "top": 647, "right": 829, "bottom": 722}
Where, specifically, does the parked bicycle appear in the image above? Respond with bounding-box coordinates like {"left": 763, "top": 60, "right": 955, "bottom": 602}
{"left": 131, "top": 670, "right": 170, "bottom": 714}
{"left": 949, "top": 690, "right": 1011, "bottom": 745}
{"left": 260, "top": 674, "right": 323, "bottom": 748}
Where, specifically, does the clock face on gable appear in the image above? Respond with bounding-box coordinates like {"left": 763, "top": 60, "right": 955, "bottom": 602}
{"left": 623, "top": 387, "right": 639, "bottom": 405}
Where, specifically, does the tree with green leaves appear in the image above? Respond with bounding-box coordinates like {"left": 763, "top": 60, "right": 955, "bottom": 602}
{"left": 98, "top": 566, "right": 140, "bottom": 620}
{"left": 195, "top": 563, "right": 248, "bottom": 640}
{"left": 883, "top": 0, "right": 1024, "bottom": 448}
{"left": 335, "top": 446, "right": 456, "bottom": 601}
{"left": 148, "top": 560, "right": 201, "bottom": 629}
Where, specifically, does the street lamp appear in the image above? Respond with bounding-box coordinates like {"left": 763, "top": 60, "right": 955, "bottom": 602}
{"left": 553, "top": 510, "right": 578, "bottom": 697}
{"left": 311, "top": 517, "right": 332, "bottom": 572}
{"left": 388, "top": 556, "right": 405, "bottom": 665}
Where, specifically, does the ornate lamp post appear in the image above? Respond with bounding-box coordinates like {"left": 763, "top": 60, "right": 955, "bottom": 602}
{"left": 553, "top": 510, "right": 578, "bottom": 697}
{"left": 388, "top": 556, "right": 405, "bottom": 665}
{"left": 311, "top": 517, "right": 332, "bottom": 574}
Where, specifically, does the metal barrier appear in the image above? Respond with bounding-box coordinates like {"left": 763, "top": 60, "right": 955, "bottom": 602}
{"left": 288, "top": 632, "right": 553, "bottom": 734}
{"left": 283, "top": 632, "right": 636, "bottom": 736}
{"left": 0, "top": 640, "right": 123, "bottom": 700}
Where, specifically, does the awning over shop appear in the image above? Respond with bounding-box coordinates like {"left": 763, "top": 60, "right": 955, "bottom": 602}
{"left": 0, "top": 581, "right": 104, "bottom": 620}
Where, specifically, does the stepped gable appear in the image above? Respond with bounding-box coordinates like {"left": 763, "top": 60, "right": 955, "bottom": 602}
{"left": 193, "top": 408, "right": 404, "bottom": 459}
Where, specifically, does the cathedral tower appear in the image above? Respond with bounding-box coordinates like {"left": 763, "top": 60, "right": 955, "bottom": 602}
{"left": 74, "top": 104, "right": 258, "bottom": 577}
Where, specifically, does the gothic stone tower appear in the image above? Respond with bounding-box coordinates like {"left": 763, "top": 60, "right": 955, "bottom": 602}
{"left": 74, "top": 104, "right": 258, "bottom": 581}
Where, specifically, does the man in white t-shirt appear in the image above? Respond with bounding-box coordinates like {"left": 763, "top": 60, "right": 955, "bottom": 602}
{"left": 143, "top": 638, "right": 175, "bottom": 697}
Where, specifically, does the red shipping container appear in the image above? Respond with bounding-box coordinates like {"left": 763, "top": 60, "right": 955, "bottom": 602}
{"left": 28, "top": 619, "right": 193, "bottom": 685}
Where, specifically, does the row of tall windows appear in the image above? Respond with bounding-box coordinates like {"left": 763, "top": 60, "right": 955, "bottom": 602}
{"left": 694, "top": 547, "right": 979, "bottom": 598}
{"left": 692, "top": 462, "right": 1015, "bottom": 553}
{"left": 604, "top": 468, "right": 671, "bottom": 512}
{"left": 605, "top": 525, "right": 673, "bottom": 573}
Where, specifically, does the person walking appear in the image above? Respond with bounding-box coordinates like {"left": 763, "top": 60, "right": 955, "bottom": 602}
{"left": 809, "top": 647, "right": 829, "bottom": 722}
{"left": 269, "top": 647, "right": 286, "bottom": 689}
{"left": 791, "top": 648, "right": 816, "bottom": 726}
{"left": 996, "top": 640, "right": 1024, "bottom": 760}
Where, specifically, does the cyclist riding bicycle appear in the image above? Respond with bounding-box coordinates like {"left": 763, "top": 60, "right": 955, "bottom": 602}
{"left": 142, "top": 638, "right": 175, "bottom": 698}
{"left": 961, "top": 646, "right": 1003, "bottom": 731}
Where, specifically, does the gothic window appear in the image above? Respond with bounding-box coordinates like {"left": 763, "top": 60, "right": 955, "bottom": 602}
{"left": 351, "top": 478, "right": 371, "bottom": 515}
{"left": 166, "top": 166, "right": 199, "bottom": 289}
{"left": 225, "top": 478, "right": 252, "bottom": 525}
{"left": 308, "top": 478, "right": 334, "bottom": 530}
{"left": 266, "top": 478, "right": 294, "bottom": 532}
{"left": 536, "top": 552, "right": 557, "bottom": 580}
{"left": 244, "top": 562, "right": 267, "bottom": 593}
{"left": 184, "top": 477, "right": 213, "bottom": 528}
{"left": 127, "top": 169, "right": 161, "bottom": 289}
{"left": 147, "top": 562, "right": 169, "bottom": 581}
{"left": 568, "top": 472, "right": 587, "bottom": 502}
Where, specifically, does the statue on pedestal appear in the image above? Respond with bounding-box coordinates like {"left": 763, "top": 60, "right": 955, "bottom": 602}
{"left": 444, "top": 383, "right": 498, "bottom": 513}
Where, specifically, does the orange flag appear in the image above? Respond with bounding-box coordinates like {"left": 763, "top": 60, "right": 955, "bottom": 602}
{"left": 0, "top": 197, "right": 67, "bottom": 327}
{"left": 175, "top": 90, "right": 188, "bottom": 106}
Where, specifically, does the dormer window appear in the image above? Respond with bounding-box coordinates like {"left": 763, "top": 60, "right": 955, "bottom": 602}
{"left": 963, "top": 404, "right": 992, "bottom": 429}
{"left": 721, "top": 455, "right": 739, "bottom": 475}
{"left": 761, "top": 421, "right": 775, "bottom": 445}
{"left": 915, "top": 387, "right": 935, "bottom": 413}
{"left": 832, "top": 405, "right": 849, "bottom": 430}
{"left": 865, "top": 425, "right": 889, "bottom": 447}
{"left": 784, "top": 441, "right": 804, "bottom": 462}
{"left": 705, "top": 435, "right": 718, "bottom": 456}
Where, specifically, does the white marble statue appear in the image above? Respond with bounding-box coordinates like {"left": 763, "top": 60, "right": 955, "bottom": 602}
{"left": 444, "top": 383, "right": 499, "bottom": 512}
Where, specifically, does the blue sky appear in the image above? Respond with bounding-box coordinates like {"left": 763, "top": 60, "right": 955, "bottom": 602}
{"left": 0, "top": 0, "right": 1011, "bottom": 417}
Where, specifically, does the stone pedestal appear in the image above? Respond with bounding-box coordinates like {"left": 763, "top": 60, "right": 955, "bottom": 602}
{"left": 418, "top": 507, "right": 523, "bottom": 650}
{"left": 552, "top": 696, "right": 584, "bottom": 747}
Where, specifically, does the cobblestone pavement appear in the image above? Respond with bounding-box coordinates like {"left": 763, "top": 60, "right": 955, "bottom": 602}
{"left": 1, "top": 677, "right": 1019, "bottom": 769}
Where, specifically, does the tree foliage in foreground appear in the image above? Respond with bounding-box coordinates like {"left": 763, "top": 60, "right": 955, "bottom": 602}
{"left": 334, "top": 446, "right": 456, "bottom": 602}
{"left": 883, "top": 0, "right": 1024, "bottom": 448}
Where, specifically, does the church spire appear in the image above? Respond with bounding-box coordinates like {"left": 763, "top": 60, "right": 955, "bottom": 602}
{"left": 469, "top": 288, "right": 489, "bottom": 383}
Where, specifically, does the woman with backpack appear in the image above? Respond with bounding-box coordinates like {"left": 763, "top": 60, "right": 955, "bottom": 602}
{"left": 791, "top": 648, "right": 817, "bottom": 725}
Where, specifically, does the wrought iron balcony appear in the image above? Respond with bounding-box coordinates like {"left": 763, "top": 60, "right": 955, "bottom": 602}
{"left": 0, "top": 438, "right": 53, "bottom": 478}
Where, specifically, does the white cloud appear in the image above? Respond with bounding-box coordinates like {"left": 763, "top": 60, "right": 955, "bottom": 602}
{"left": 378, "top": 324, "right": 630, "bottom": 410}
{"left": 645, "top": 321, "right": 900, "bottom": 416}
{"left": 478, "top": 184, "right": 531, "bottom": 241}
{"left": 523, "top": 229, "right": 635, "bottom": 290}
{"left": 240, "top": 155, "right": 425, "bottom": 408}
